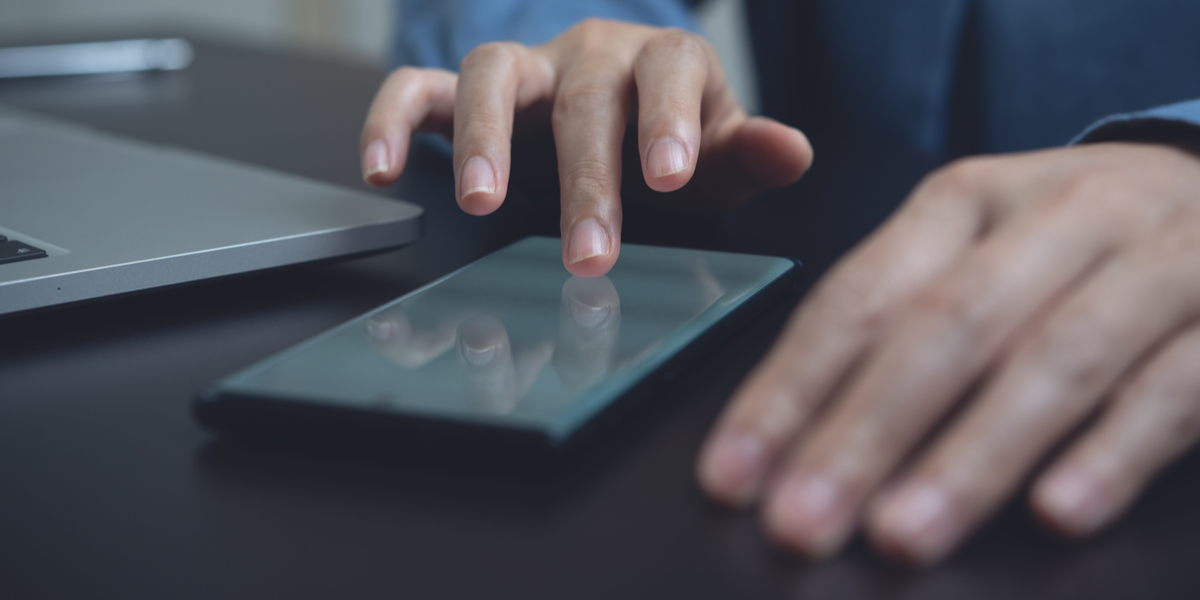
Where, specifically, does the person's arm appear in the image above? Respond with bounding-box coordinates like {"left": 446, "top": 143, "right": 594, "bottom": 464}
{"left": 395, "top": 0, "right": 699, "bottom": 70}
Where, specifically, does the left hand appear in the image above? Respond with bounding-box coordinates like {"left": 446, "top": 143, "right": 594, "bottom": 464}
{"left": 696, "top": 141, "right": 1200, "bottom": 564}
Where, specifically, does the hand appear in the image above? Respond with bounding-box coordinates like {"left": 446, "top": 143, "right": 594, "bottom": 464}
{"left": 696, "top": 142, "right": 1200, "bottom": 564}
{"left": 359, "top": 18, "right": 813, "bottom": 276}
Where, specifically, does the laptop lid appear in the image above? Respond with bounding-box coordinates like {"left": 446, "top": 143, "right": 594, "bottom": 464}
{"left": 0, "top": 105, "right": 422, "bottom": 316}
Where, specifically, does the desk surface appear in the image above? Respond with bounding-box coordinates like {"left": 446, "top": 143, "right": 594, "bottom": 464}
{"left": 2, "top": 38, "right": 1199, "bottom": 600}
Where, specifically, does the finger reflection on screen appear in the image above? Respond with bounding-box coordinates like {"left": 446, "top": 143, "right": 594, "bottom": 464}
{"left": 456, "top": 315, "right": 553, "bottom": 414}
{"left": 367, "top": 305, "right": 465, "bottom": 369}
{"left": 365, "top": 256, "right": 746, "bottom": 415}
{"left": 234, "top": 238, "right": 795, "bottom": 437}
{"left": 553, "top": 276, "right": 621, "bottom": 391}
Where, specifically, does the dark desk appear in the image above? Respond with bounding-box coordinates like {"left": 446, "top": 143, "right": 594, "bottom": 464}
{"left": 2, "top": 38, "right": 1199, "bottom": 600}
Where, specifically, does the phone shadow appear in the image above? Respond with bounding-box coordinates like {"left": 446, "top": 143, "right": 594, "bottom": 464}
{"left": 190, "top": 384, "right": 685, "bottom": 526}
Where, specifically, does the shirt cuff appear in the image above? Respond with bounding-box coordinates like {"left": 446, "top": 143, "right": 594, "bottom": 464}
{"left": 1071, "top": 99, "right": 1200, "bottom": 148}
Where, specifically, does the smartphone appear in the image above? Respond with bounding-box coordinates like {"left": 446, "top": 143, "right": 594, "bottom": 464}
{"left": 194, "top": 237, "right": 799, "bottom": 463}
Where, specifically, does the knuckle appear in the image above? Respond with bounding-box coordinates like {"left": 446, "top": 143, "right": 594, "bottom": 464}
{"left": 460, "top": 116, "right": 507, "bottom": 141}
{"left": 379, "top": 66, "right": 433, "bottom": 107}
{"left": 919, "top": 157, "right": 995, "bottom": 202}
{"left": 640, "top": 28, "right": 709, "bottom": 60}
{"left": 1040, "top": 172, "right": 1140, "bottom": 229}
{"left": 553, "top": 82, "right": 621, "bottom": 121}
{"left": 814, "top": 264, "right": 893, "bottom": 334}
{"left": 913, "top": 279, "right": 980, "bottom": 332}
{"left": 1047, "top": 174, "right": 1115, "bottom": 214}
{"left": 896, "top": 189, "right": 959, "bottom": 227}
{"left": 560, "top": 157, "right": 618, "bottom": 200}
{"left": 461, "top": 41, "right": 522, "bottom": 73}
{"left": 567, "top": 18, "right": 617, "bottom": 49}
{"left": 386, "top": 65, "right": 421, "bottom": 85}
{"left": 1022, "top": 315, "right": 1113, "bottom": 391}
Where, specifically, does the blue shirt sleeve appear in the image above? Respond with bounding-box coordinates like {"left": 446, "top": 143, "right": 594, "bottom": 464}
{"left": 396, "top": 0, "right": 697, "bottom": 70}
{"left": 1072, "top": 99, "right": 1200, "bottom": 146}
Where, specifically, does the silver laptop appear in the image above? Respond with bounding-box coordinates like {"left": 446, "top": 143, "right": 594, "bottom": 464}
{"left": 0, "top": 105, "right": 422, "bottom": 316}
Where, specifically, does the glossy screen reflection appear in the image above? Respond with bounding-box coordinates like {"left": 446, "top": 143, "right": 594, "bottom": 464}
{"left": 219, "top": 238, "right": 794, "bottom": 440}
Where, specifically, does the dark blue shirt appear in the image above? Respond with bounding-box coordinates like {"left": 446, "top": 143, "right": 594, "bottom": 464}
{"left": 395, "top": 0, "right": 1200, "bottom": 159}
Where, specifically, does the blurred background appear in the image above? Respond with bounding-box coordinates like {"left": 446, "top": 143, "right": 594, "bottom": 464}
{"left": 0, "top": 0, "right": 759, "bottom": 111}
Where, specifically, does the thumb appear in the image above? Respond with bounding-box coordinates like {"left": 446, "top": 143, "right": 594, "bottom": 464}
{"left": 728, "top": 117, "right": 813, "bottom": 190}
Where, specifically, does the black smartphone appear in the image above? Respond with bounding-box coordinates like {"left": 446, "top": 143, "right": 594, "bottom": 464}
{"left": 194, "top": 237, "right": 799, "bottom": 463}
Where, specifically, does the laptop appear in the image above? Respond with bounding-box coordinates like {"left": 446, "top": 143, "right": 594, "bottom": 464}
{"left": 0, "top": 105, "right": 423, "bottom": 317}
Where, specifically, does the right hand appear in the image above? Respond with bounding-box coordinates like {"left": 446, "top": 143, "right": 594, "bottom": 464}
{"left": 360, "top": 18, "right": 814, "bottom": 277}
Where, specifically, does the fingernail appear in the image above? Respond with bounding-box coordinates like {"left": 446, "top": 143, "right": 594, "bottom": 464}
{"left": 363, "top": 140, "right": 389, "bottom": 180}
{"left": 647, "top": 138, "right": 688, "bottom": 178}
{"left": 569, "top": 296, "right": 611, "bottom": 328}
{"left": 460, "top": 156, "right": 496, "bottom": 199}
{"left": 567, "top": 220, "right": 610, "bottom": 265}
{"left": 702, "top": 432, "right": 766, "bottom": 505}
{"left": 461, "top": 342, "right": 497, "bottom": 366}
{"left": 770, "top": 473, "right": 848, "bottom": 558}
{"left": 1038, "top": 469, "right": 1112, "bottom": 536}
{"left": 875, "top": 483, "right": 958, "bottom": 565}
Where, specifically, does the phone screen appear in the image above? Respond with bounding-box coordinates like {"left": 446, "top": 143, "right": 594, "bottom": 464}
{"left": 212, "top": 237, "right": 795, "bottom": 442}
